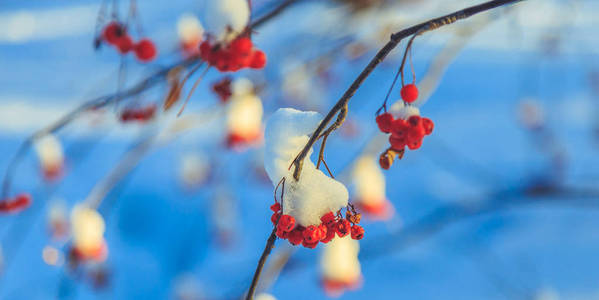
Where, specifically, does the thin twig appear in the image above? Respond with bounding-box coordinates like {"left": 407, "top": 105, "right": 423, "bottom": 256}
{"left": 246, "top": 228, "right": 277, "bottom": 300}
{"left": 291, "top": 0, "right": 524, "bottom": 181}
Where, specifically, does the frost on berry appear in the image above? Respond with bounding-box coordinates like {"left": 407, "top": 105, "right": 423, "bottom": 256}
{"left": 70, "top": 205, "right": 107, "bottom": 262}
{"left": 226, "top": 78, "right": 263, "bottom": 150}
{"left": 34, "top": 134, "right": 64, "bottom": 181}
{"left": 203, "top": 0, "right": 249, "bottom": 42}
{"left": 264, "top": 108, "right": 349, "bottom": 229}
{"left": 320, "top": 236, "right": 362, "bottom": 297}
{"left": 352, "top": 155, "right": 394, "bottom": 220}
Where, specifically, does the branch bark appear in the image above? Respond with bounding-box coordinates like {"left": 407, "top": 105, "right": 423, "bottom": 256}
{"left": 291, "top": 0, "right": 524, "bottom": 181}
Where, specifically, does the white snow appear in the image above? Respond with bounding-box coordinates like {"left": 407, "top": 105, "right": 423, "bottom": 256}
{"left": 34, "top": 134, "right": 64, "bottom": 172}
{"left": 203, "top": 0, "right": 250, "bottom": 42}
{"left": 177, "top": 13, "right": 204, "bottom": 44}
{"left": 352, "top": 155, "right": 386, "bottom": 206}
{"left": 320, "top": 235, "right": 361, "bottom": 282}
{"left": 264, "top": 108, "right": 349, "bottom": 227}
{"left": 70, "top": 204, "right": 105, "bottom": 253}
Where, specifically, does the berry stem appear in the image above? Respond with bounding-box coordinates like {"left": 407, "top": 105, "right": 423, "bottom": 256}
{"left": 246, "top": 227, "right": 277, "bottom": 300}
{"left": 291, "top": 0, "right": 523, "bottom": 181}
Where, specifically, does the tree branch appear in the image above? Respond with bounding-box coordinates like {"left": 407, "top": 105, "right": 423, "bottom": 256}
{"left": 291, "top": 0, "right": 524, "bottom": 181}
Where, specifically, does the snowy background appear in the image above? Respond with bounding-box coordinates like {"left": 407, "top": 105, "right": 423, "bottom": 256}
{"left": 1, "top": 0, "right": 599, "bottom": 299}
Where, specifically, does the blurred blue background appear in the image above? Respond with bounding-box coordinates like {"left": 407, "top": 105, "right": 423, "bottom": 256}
{"left": 1, "top": 0, "right": 599, "bottom": 299}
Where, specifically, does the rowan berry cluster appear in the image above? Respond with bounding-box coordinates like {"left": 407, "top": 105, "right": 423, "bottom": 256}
{"left": 376, "top": 84, "right": 435, "bottom": 169}
{"left": 270, "top": 203, "right": 364, "bottom": 249}
{"left": 102, "top": 22, "right": 157, "bottom": 62}
{"left": 0, "top": 193, "right": 32, "bottom": 213}
{"left": 119, "top": 105, "right": 157, "bottom": 122}
{"left": 200, "top": 37, "right": 266, "bottom": 72}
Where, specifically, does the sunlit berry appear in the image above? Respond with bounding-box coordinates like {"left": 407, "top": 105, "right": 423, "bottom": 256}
{"left": 335, "top": 219, "right": 351, "bottom": 237}
{"left": 277, "top": 214, "right": 296, "bottom": 232}
{"left": 350, "top": 225, "right": 364, "bottom": 240}
{"left": 400, "top": 84, "right": 419, "bottom": 103}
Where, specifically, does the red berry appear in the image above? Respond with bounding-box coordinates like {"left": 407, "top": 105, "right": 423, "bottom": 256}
{"left": 0, "top": 193, "right": 31, "bottom": 213}
{"left": 302, "top": 239, "right": 318, "bottom": 249}
{"left": 134, "top": 39, "right": 157, "bottom": 62}
{"left": 389, "top": 134, "right": 407, "bottom": 150}
{"left": 287, "top": 228, "right": 304, "bottom": 245}
{"left": 102, "top": 22, "right": 124, "bottom": 45}
{"left": 231, "top": 37, "right": 253, "bottom": 57}
{"left": 407, "top": 115, "right": 421, "bottom": 127}
{"left": 303, "top": 225, "right": 320, "bottom": 243}
{"left": 376, "top": 113, "right": 394, "bottom": 133}
{"left": 320, "top": 211, "right": 336, "bottom": 226}
{"left": 407, "top": 138, "right": 422, "bottom": 150}
{"left": 400, "top": 84, "right": 419, "bottom": 103}
{"left": 116, "top": 35, "right": 134, "bottom": 54}
{"left": 276, "top": 227, "right": 289, "bottom": 239}
{"left": 270, "top": 202, "right": 281, "bottom": 212}
{"left": 321, "top": 225, "right": 337, "bottom": 243}
{"left": 335, "top": 219, "right": 351, "bottom": 237}
{"left": 391, "top": 119, "right": 408, "bottom": 136}
{"left": 200, "top": 41, "right": 213, "bottom": 61}
{"left": 351, "top": 225, "right": 365, "bottom": 240}
{"left": 277, "top": 214, "right": 296, "bottom": 232}
{"left": 249, "top": 50, "right": 266, "bottom": 69}
{"left": 271, "top": 212, "right": 280, "bottom": 225}
{"left": 422, "top": 117, "right": 434, "bottom": 135}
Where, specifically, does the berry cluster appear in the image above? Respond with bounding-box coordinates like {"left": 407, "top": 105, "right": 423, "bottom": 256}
{"left": 376, "top": 114, "right": 434, "bottom": 151}
{"left": 0, "top": 193, "right": 31, "bottom": 213}
{"left": 120, "top": 105, "right": 157, "bottom": 123}
{"left": 212, "top": 77, "right": 233, "bottom": 102}
{"left": 102, "top": 22, "right": 157, "bottom": 62}
{"left": 200, "top": 37, "right": 266, "bottom": 72}
{"left": 270, "top": 203, "right": 364, "bottom": 249}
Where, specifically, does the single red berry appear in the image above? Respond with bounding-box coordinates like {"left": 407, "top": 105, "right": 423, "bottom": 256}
{"left": 321, "top": 225, "right": 336, "bottom": 243}
{"left": 212, "top": 77, "right": 233, "bottom": 102}
{"left": 320, "top": 211, "right": 336, "bottom": 226}
{"left": 249, "top": 50, "right": 266, "bottom": 69}
{"left": 391, "top": 119, "right": 408, "bottom": 135}
{"left": 199, "top": 41, "right": 213, "bottom": 61}
{"left": 302, "top": 239, "right": 318, "bottom": 249}
{"left": 276, "top": 227, "right": 289, "bottom": 239}
{"left": 270, "top": 202, "right": 281, "bottom": 212}
{"left": 422, "top": 117, "right": 434, "bottom": 135}
{"left": 0, "top": 193, "right": 31, "bottom": 213}
{"left": 134, "top": 39, "right": 157, "bottom": 62}
{"left": 102, "top": 22, "right": 124, "bottom": 45}
{"left": 116, "top": 35, "right": 134, "bottom": 54}
{"left": 376, "top": 113, "right": 394, "bottom": 133}
{"left": 231, "top": 37, "right": 253, "bottom": 57}
{"left": 278, "top": 214, "right": 296, "bottom": 232}
{"left": 335, "top": 219, "right": 351, "bottom": 237}
{"left": 287, "top": 228, "right": 304, "bottom": 245}
{"left": 303, "top": 225, "right": 320, "bottom": 243}
{"left": 389, "top": 134, "right": 407, "bottom": 150}
{"left": 351, "top": 225, "right": 365, "bottom": 240}
{"left": 407, "top": 138, "right": 422, "bottom": 150}
{"left": 317, "top": 224, "right": 328, "bottom": 241}
{"left": 400, "top": 84, "right": 419, "bottom": 103}
{"left": 271, "top": 212, "right": 281, "bottom": 225}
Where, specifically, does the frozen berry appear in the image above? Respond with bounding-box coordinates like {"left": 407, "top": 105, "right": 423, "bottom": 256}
{"left": 335, "top": 219, "right": 351, "bottom": 237}
{"left": 376, "top": 113, "right": 394, "bottom": 133}
{"left": 407, "top": 138, "right": 422, "bottom": 150}
{"left": 249, "top": 50, "right": 266, "bottom": 69}
{"left": 276, "top": 227, "right": 289, "bottom": 239}
{"left": 321, "top": 225, "right": 336, "bottom": 243}
{"left": 351, "top": 225, "right": 365, "bottom": 240}
{"left": 400, "top": 84, "right": 419, "bottom": 103}
{"left": 389, "top": 134, "right": 407, "bottom": 150}
{"left": 134, "top": 39, "right": 157, "bottom": 62}
{"left": 277, "top": 214, "right": 296, "bottom": 232}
